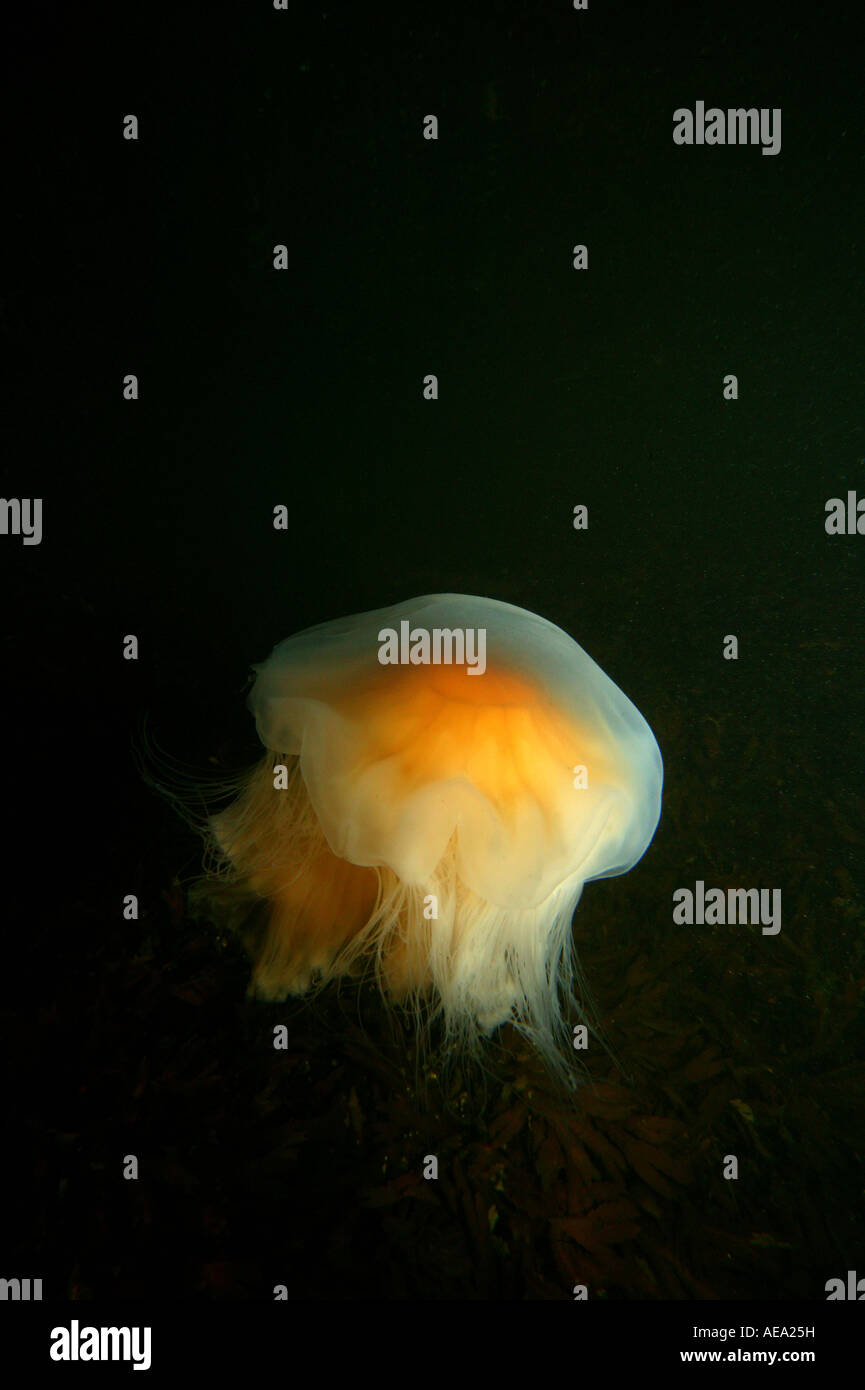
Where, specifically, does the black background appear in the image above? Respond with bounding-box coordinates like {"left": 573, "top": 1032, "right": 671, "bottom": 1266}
{"left": 2, "top": 0, "right": 864, "bottom": 1312}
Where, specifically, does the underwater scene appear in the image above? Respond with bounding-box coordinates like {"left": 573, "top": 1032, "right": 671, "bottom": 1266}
{"left": 3, "top": 0, "right": 864, "bottom": 1350}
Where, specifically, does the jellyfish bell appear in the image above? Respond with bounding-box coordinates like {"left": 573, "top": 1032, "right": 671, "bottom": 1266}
{"left": 191, "top": 594, "right": 663, "bottom": 1076}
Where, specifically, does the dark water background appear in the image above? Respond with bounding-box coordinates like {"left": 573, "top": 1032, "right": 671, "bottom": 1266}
{"left": 2, "top": 0, "right": 863, "bottom": 1303}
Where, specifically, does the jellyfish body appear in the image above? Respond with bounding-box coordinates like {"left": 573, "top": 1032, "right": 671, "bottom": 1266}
{"left": 196, "top": 594, "right": 663, "bottom": 1069}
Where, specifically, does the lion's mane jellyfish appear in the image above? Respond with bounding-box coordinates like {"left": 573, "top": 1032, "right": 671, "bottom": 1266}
{"left": 188, "top": 594, "right": 662, "bottom": 1073}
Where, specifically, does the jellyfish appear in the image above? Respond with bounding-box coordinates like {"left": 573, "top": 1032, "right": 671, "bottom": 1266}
{"left": 185, "top": 594, "right": 663, "bottom": 1075}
